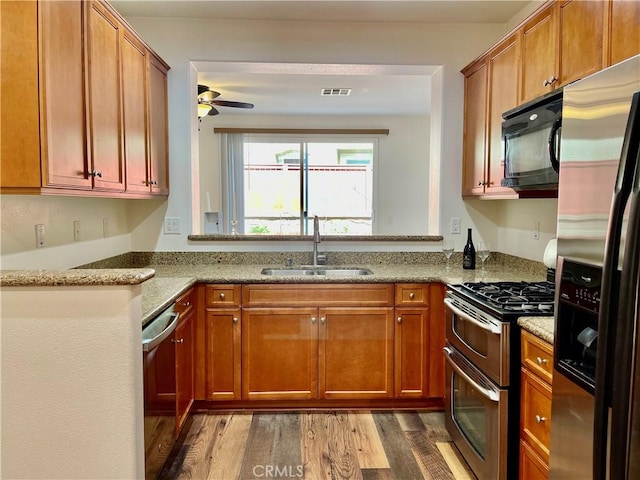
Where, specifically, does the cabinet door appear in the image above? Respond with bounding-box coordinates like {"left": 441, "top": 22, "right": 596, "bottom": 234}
{"left": 205, "top": 309, "right": 241, "bottom": 400}
{"left": 428, "top": 283, "right": 446, "bottom": 398}
{"left": 394, "top": 308, "right": 428, "bottom": 398}
{"left": 319, "top": 307, "right": 394, "bottom": 399}
{"left": 486, "top": 34, "right": 519, "bottom": 196}
{"left": 521, "top": 4, "right": 557, "bottom": 103}
{"left": 175, "top": 309, "right": 194, "bottom": 434}
{"left": 87, "top": 1, "right": 124, "bottom": 191}
{"left": 40, "top": 0, "right": 91, "bottom": 189}
{"left": 606, "top": 0, "right": 640, "bottom": 67}
{"left": 557, "top": 0, "right": 604, "bottom": 87}
{"left": 462, "top": 60, "right": 488, "bottom": 196}
{"left": 242, "top": 308, "right": 318, "bottom": 400}
{"left": 121, "top": 32, "right": 149, "bottom": 194}
{"left": 148, "top": 55, "right": 170, "bottom": 195}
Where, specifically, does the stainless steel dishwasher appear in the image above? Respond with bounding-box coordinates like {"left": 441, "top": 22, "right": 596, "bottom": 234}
{"left": 142, "top": 305, "right": 179, "bottom": 480}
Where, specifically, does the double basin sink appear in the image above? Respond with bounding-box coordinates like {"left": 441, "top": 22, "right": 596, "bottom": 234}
{"left": 261, "top": 266, "right": 373, "bottom": 276}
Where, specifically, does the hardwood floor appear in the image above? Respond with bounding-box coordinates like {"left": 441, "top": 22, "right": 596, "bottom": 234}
{"left": 160, "top": 411, "right": 474, "bottom": 480}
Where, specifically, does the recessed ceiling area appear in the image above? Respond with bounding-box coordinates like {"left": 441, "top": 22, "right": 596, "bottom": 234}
{"left": 194, "top": 62, "right": 436, "bottom": 116}
{"left": 110, "top": 1, "right": 538, "bottom": 117}
{"left": 110, "top": 1, "right": 534, "bottom": 24}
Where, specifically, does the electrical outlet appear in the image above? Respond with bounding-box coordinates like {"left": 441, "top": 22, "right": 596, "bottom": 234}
{"left": 164, "top": 217, "right": 181, "bottom": 234}
{"left": 451, "top": 217, "right": 461, "bottom": 234}
{"left": 103, "top": 218, "right": 109, "bottom": 237}
{"left": 35, "top": 224, "right": 45, "bottom": 248}
{"left": 533, "top": 221, "right": 541, "bottom": 240}
{"left": 73, "top": 220, "right": 81, "bottom": 241}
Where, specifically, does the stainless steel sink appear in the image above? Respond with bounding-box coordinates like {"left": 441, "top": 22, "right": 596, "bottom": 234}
{"left": 260, "top": 267, "right": 373, "bottom": 276}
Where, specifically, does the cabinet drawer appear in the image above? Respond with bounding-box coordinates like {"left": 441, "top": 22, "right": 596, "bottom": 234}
{"left": 205, "top": 284, "right": 241, "bottom": 307}
{"left": 395, "top": 284, "right": 429, "bottom": 306}
{"left": 242, "top": 284, "right": 394, "bottom": 307}
{"left": 520, "top": 439, "right": 549, "bottom": 480}
{"left": 174, "top": 288, "right": 194, "bottom": 315}
{"left": 521, "top": 367, "right": 552, "bottom": 462}
{"left": 522, "top": 330, "right": 553, "bottom": 384}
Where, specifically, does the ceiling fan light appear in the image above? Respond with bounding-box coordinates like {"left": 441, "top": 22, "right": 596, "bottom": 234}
{"left": 198, "top": 103, "right": 213, "bottom": 118}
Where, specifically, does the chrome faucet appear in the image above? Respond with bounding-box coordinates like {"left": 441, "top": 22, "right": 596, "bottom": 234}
{"left": 312, "top": 215, "right": 323, "bottom": 266}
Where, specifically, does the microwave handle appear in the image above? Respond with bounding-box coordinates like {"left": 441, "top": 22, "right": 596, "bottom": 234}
{"left": 548, "top": 118, "right": 562, "bottom": 173}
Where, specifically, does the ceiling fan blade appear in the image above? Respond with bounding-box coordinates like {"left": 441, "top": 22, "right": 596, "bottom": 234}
{"left": 212, "top": 100, "right": 254, "bottom": 109}
{"left": 207, "top": 106, "right": 220, "bottom": 116}
{"left": 197, "top": 85, "right": 221, "bottom": 102}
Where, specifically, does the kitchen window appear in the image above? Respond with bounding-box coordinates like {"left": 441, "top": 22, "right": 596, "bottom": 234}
{"left": 220, "top": 132, "right": 377, "bottom": 235}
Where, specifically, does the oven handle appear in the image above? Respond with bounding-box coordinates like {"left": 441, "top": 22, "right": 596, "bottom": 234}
{"left": 443, "top": 346, "right": 500, "bottom": 402}
{"left": 444, "top": 297, "right": 502, "bottom": 335}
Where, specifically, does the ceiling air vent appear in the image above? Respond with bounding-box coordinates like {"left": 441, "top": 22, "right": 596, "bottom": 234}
{"left": 321, "top": 88, "right": 351, "bottom": 96}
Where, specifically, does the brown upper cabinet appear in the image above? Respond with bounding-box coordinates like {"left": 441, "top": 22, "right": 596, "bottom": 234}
{"left": 462, "top": 33, "right": 520, "bottom": 197}
{"left": 605, "top": 0, "right": 640, "bottom": 67}
{"left": 0, "top": 0, "right": 170, "bottom": 198}
{"left": 462, "top": 0, "right": 639, "bottom": 198}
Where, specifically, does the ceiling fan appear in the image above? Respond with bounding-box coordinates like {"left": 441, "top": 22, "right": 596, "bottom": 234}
{"left": 197, "top": 84, "right": 254, "bottom": 117}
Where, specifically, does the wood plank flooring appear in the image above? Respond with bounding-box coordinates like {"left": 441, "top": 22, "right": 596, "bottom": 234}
{"left": 160, "top": 411, "right": 474, "bottom": 480}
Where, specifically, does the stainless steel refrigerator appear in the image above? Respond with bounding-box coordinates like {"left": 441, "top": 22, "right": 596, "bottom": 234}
{"left": 550, "top": 54, "right": 640, "bottom": 479}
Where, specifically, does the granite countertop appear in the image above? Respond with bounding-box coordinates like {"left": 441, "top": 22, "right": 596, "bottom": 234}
{"left": 518, "top": 316, "right": 555, "bottom": 344}
{"left": 1, "top": 259, "right": 551, "bottom": 328}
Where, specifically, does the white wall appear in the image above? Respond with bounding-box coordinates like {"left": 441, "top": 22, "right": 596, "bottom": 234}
{"left": 121, "top": 13, "right": 555, "bottom": 261}
{"left": 1, "top": 285, "right": 144, "bottom": 478}
{"left": 198, "top": 114, "right": 431, "bottom": 235}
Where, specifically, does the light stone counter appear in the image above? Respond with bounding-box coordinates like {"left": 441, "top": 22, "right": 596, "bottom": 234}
{"left": 518, "top": 316, "right": 555, "bottom": 344}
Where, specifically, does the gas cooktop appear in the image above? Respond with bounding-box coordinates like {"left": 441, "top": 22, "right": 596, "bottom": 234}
{"left": 447, "top": 281, "right": 555, "bottom": 319}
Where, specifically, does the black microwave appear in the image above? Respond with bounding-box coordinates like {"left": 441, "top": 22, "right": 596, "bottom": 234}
{"left": 501, "top": 90, "right": 562, "bottom": 191}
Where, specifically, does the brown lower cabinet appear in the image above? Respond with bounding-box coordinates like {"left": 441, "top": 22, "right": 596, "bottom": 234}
{"left": 174, "top": 288, "right": 195, "bottom": 434}
{"left": 520, "top": 330, "right": 554, "bottom": 479}
{"left": 194, "top": 282, "right": 445, "bottom": 405}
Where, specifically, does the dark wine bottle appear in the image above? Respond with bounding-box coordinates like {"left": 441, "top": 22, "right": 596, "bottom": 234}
{"left": 463, "top": 228, "right": 476, "bottom": 270}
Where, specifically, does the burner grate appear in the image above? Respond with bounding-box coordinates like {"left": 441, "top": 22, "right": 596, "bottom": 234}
{"left": 459, "top": 281, "right": 555, "bottom": 313}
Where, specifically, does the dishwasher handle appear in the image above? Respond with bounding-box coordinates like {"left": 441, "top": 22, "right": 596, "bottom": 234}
{"left": 142, "top": 311, "right": 180, "bottom": 352}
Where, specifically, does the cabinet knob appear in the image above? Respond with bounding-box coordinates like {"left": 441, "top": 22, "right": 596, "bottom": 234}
{"left": 320, "top": 317, "right": 326, "bottom": 324}
{"left": 535, "top": 356, "right": 548, "bottom": 365}
{"left": 311, "top": 317, "right": 317, "bottom": 324}
{"left": 233, "top": 317, "right": 238, "bottom": 323}
{"left": 397, "top": 316, "right": 402, "bottom": 323}
{"left": 219, "top": 293, "right": 225, "bottom": 300}
{"left": 409, "top": 292, "right": 415, "bottom": 300}
{"left": 478, "top": 181, "right": 483, "bottom": 186}
{"left": 535, "top": 415, "right": 547, "bottom": 423}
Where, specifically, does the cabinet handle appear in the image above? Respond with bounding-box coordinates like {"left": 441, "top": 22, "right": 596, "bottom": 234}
{"left": 232, "top": 317, "right": 238, "bottom": 324}
{"left": 219, "top": 293, "right": 225, "bottom": 300}
{"left": 183, "top": 301, "right": 190, "bottom": 307}
{"left": 89, "top": 170, "right": 103, "bottom": 178}
{"left": 171, "top": 338, "right": 184, "bottom": 344}
{"left": 320, "top": 317, "right": 326, "bottom": 324}
{"left": 311, "top": 317, "right": 317, "bottom": 324}
{"left": 478, "top": 181, "right": 483, "bottom": 186}
{"left": 409, "top": 292, "right": 415, "bottom": 300}
{"left": 543, "top": 75, "right": 558, "bottom": 87}
{"left": 535, "top": 415, "right": 547, "bottom": 423}
{"left": 397, "top": 316, "right": 402, "bottom": 323}
{"left": 536, "top": 356, "right": 548, "bottom": 365}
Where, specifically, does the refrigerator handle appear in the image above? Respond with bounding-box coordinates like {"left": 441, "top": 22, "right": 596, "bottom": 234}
{"left": 609, "top": 93, "right": 640, "bottom": 480}
{"left": 593, "top": 91, "right": 640, "bottom": 480}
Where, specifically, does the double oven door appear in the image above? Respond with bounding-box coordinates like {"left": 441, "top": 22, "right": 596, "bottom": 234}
{"left": 443, "top": 295, "right": 515, "bottom": 480}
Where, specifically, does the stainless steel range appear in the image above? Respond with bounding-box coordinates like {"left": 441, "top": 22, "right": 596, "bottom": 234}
{"left": 444, "top": 280, "right": 555, "bottom": 480}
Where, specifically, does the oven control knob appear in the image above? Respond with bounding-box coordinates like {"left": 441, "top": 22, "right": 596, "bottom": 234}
{"left": 535, "top": 415, "right": 547, "bottom": 423}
